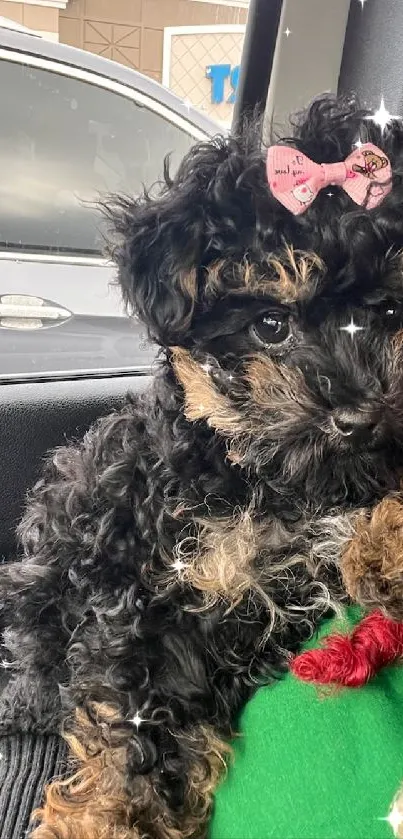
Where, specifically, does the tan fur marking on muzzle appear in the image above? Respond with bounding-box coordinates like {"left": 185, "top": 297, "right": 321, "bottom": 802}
{"left": 245, "top": 354, "right": 312, "bottom": 417}
{"left": 171, "top": 347, "right": 244, "bottom": 435}
{"left": 392, "top": 328, "right": 403, "bottom": 361}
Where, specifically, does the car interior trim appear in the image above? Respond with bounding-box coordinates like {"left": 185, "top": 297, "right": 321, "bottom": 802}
{"left": 0, "top": 252, "right": 110, "bottom": 266}
{"left": 0, "top": 366, "right": 154, "bottom": 386}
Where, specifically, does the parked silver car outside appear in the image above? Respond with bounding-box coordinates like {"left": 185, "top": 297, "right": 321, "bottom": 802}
{"left": 0, "top": 26, "right": 218, "bottom": 380}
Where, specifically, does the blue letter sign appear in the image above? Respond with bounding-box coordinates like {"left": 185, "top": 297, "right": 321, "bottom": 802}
{"left": 206, "top": 64, "right": 231, "bottom": 104}
{"left": 206, "top": 64, "right": 240, "bottom": 104}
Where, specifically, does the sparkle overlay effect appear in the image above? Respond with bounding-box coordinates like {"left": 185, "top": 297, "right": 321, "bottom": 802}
{"left": 172, "top": 558, "right": 187, "bottom": 573}
{"left": 379, "top": 802, "right": 403, "bottom": 835}
{"left": 340, "top": 317, "right": 365, "bottom": 339}
{"left": 357, "top": 0, "right": 368, "bottom": 8}
{"left": 284, "top": 27, "right": 292, "bottom": 37}
{"left": 130, "top": 712, "right": 145, "bottom": 730}
{"left": 366, "top": 97, "right": 401, "bottom": 134}
{"left": 199, "top": 361, "right": 235, "bottom": 385}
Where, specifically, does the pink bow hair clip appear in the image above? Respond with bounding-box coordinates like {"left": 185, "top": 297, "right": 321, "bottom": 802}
{"left": 266, "top": 143, "right": 392, "bottom": 215}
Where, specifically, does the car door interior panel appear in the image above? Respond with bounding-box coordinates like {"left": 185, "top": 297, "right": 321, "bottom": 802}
{"left": 0, "top": 375, "right": 150, "bottom": 559}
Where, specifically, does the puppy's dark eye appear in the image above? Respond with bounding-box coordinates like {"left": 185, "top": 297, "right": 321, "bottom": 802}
{"left": 251, "top": 312, "right": 291, "bottom": 345}
{"left": 380, "top": 301, "right": 403, "bottom": 324}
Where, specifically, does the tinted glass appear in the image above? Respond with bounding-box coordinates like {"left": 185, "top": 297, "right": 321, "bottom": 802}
{"left": 0, "top": 59, "right": 196, "bottom": 255}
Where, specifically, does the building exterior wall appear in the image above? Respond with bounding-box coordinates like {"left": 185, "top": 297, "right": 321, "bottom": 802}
{"left": 59, "top": 0, "right": 247, "bottom": 80}
{"left": 58, "top": 0, "right": 247, "bottom": 123}
{"left": 0, "top": 0, "right": 61, "bottom": 40}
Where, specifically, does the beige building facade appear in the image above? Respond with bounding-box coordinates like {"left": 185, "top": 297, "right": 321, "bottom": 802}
{"left": 0, "top": 0, "right": 61, "bottom": 41}
{"left": 1, "top": 0, "right": 247, "bottom": 122}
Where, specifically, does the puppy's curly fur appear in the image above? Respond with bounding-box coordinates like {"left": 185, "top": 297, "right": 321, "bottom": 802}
{"left": 2, "top": 93, "right": 403, "bottom": 837}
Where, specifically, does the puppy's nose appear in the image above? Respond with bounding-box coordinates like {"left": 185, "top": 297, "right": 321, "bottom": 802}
{"left": 332, "top": 407, "right": 380, "bottom": 440}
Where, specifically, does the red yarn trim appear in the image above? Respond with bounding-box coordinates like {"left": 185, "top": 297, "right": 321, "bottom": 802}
{"left": 291, "top": 611, "right": 403, "bottom": 687}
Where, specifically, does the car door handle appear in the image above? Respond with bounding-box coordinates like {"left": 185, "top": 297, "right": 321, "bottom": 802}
{"left": 0, "top": 294, "right": 72, "bottom": 329}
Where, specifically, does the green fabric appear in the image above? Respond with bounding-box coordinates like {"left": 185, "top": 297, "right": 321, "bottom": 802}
{"left": 210, "top": 608, "right": 403, "bottom": 839}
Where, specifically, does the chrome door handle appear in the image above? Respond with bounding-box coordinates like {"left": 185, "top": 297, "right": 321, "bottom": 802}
{"left": 0, "top": 295, "right": 72, "bottom": 329}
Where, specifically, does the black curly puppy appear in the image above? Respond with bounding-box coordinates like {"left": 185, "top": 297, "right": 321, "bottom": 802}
{"left": 2, "top": 93, "right": 403, "bottom": 839}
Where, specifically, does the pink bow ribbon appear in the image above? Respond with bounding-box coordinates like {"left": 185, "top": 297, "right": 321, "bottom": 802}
{"left": 266, "top": 143, "right": 392, "bottom": 215}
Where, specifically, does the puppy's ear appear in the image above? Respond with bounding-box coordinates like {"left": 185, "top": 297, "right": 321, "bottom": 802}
{"left": 106, "top": 162, "right": 203, "bottom": 346}
{"left": 105, "top": 128, "right": 268, "bottom": 346}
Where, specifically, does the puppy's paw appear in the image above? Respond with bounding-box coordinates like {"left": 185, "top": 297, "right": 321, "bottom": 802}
{"left": 341, "top": 496, "right": 403, "bottom": 620}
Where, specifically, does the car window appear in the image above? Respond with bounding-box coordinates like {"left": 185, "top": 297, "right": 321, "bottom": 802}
{"left": 0, "top": 59, "right": 197, "bottom": 257}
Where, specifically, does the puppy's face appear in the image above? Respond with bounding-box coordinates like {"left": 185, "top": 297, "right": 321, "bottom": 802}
{"left": 110, "top": 97, "right": 403, "bottom": 508}
{"left": 172, "top": 248, "right": 403, "bottom": 507}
